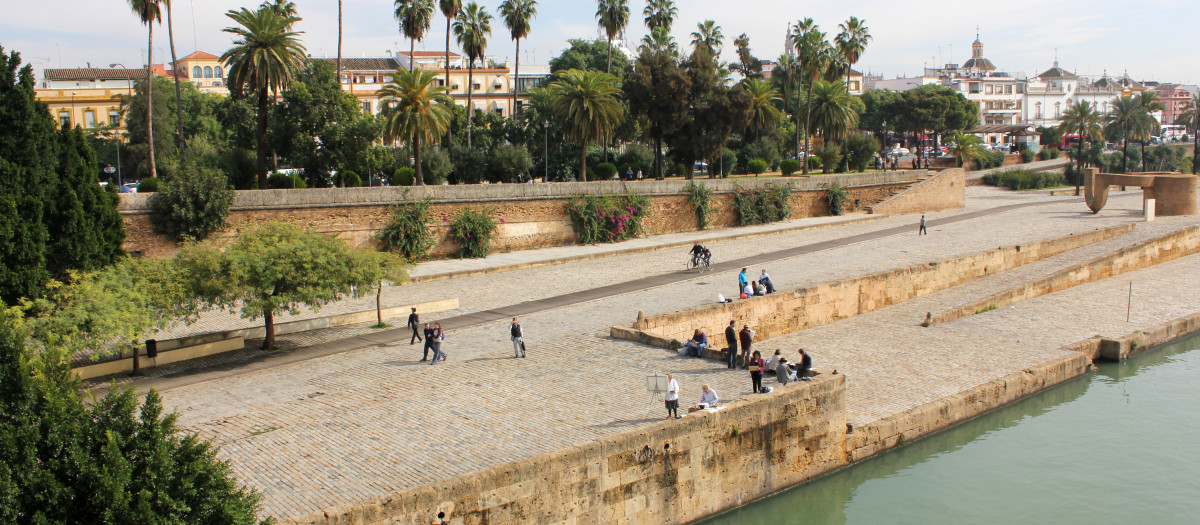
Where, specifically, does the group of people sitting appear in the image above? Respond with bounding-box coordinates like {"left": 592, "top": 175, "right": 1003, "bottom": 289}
{"left": 738, "top": 267, "right": 775, "bottom": 299}
{"left": 764, "top": 348, "right": 812, "bottom": 385}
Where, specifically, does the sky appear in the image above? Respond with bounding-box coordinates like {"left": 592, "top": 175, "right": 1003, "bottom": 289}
{"left": 4, "top": 0, "right": 1198, "bottom": 85}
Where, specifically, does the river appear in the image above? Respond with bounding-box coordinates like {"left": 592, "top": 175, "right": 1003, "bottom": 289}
{"left": 702, "top": 331, "right": 1200, "bottom": 524}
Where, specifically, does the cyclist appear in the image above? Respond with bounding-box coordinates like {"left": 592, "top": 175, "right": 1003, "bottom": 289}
{"left": 690, "top": 243, "right": 712, "bottom": 267}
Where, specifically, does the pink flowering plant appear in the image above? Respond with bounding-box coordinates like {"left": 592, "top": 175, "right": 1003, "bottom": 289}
{"left": 564, "top": 190, "right": 650, "bottom": 244}
{"left": 447, "top": 207, "right": 498, "bottom": 258}
{"left": 376, "top": 197, "right": 435, "bottom": 260}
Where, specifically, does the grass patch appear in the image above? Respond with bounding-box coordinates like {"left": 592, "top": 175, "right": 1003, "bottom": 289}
{"left": 974, "top": 304, "right": 997, "bottom": 314}
{"left": 249, "top": 425, "right": 280, "bottom": 436}
{"left": 371, "top": 322, "right": 392, "bottom": 329}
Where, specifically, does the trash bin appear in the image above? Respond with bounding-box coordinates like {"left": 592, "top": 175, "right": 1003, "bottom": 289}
{"left": 145, "top": 339, "right": 158, "bottom": 359}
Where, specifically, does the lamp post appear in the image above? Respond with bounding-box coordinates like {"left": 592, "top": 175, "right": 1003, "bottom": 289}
{"left": 109, "top": 63, "right": 132, "bottom": 154}
{"left": 543, "top": 119, "right": 549, "bottom": 182}
{"left": 116, "top": 136, "right": 123, "bottom": 186}
{"left": 70, "top": 91, "right": 76, "bottom": 128}
{"left": 882, "top": 119, "right": 888, "bottom": 172}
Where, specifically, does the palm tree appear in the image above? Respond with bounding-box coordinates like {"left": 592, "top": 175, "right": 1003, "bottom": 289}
{"left": 499, "top": 0, "right": 537, "bottom": 116}
{"left": 690, "top": 20, "right": 724, "bottom": 57}
{"left": 452, "top": 1, "right": 491, "bottom": 149}
{"left": 162, "top": 0, "right": 187, "bottom": 164}
{"left": 809, "top": 80, "right": 859, "bottom": 143}
{"left": 834, "top": 17, "right": 870, "bottom": 92}
{"left": 948, "top": 132, "right": 986, "bottom": 168}
{"left": 792, "top": 18, "right": 832, "bottom": 175}
{"left": 337, "top": 0, "right": 343, "bottom": 87}
{"left": 547, "top": 69, "right": 625, "bottom": 181}
{"left": 395, "top": 0, "right": 435, "bottom": 72}
{"left": 438, "top": 0, "right": 462, "bottom": 144}
{"left": 639, "top": 27, "right": 678, "bottom": 57}
{"left": 1176, "top": 93, "right": 1200, "bottom": 174}
{"left": 1104, "top": 95, "right": 1140, "bottom": 173}
{"left": 127, "top": 0, "right": 162, "bottom": 178}
{"left": 260, "top": 0, "right": 296, "bottom": 19}
{"left": 1058, "top": 100, "right": 1103, "bottom": 194}
{"left": 1135, "top": 91, "right": 1164, "bottom": 171}
{"left": 773, "top": 53, "right": 798, "bottom": 153}
{"left": 643, "top": 0, "right": 677, "bottom": 32}
{"left": 221, "top": 6, "right": 306, "bottom": 189}
{"left": 742, "top": 78, "right": 782, "bottom": 141}
{"left": 379, "top": 68, "right": 453, "bottom": 185}
{"left": 595, "top": 0, "right": 630, "bottom": 74}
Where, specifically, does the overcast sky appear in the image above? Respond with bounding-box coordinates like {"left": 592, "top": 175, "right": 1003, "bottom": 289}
{"left": 4, "top": 0, "right": 1197, "bottom": 85}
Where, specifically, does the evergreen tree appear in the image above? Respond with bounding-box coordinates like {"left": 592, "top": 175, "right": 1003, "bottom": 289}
{"left": 46, "top": 126, "right": 125, "bottom": 277}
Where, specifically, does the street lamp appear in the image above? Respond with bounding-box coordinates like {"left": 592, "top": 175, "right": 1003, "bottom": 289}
{"left": 882, "top": 119, "right": 888, "bottom": 172}
{"left": 543, "top": 119, "right": 550, "bottom": 183}
{"left": 70, "top": 91, "right": 76, "bottom": 128}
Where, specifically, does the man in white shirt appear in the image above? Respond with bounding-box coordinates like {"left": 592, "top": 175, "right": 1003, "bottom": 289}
{"left": 664, "top": 374, "right": 680, "bottom": 419}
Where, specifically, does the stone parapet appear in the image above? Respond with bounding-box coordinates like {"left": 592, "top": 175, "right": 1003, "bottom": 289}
{"left": 868, "top": 167, "right": 965, "bottom": 216}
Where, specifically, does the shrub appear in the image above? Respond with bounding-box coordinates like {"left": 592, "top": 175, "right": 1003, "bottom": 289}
{"left": 447, "top": 207, "right": 498, "bottom": 258}
{"left": 594, "top": 162, "right": 618, "bottom": 180}
{"left": 617, "top": 144, "right": 655, "bottom": 172}
{"left": 814, "top": 143, "right": 843, "bottom": 174}
{"left": 1020, "top": 149, "right": 1035, "bottom": 163}
{"left": 981, "top": 169, "right": 1066, "bottom": 191}
{"left": 342, "top": 171, "right": 362, "bottom": 187}
{"left": 684, "top": 182, "right": 713, "bottom": 230}
{"left": 737, "top": 137, "right": 781, "bottom": 175}
{"left": 780, "top": 158, "right": 801, "bottom": 176}
{"left": 672, "top": 163, "right": 688, "bottom": 178}
{"left": 449, "top": 146, "right": 488, "bottom": 184}
{"left": 807, "top": 155, "right": 822, "bottom": 171}
{"left": 844, "top": 133, "right": 880, "bottom": 172}
{"left": 376, "top": 197, "right": 434, "bottom": 259}
{"left": 747, "top": 158, "right": 768, "bottom": 175}
{"left": 1048, "top": 148, "right": 1060, "bottom": 159}
{"left": 392, "top": 167, "right": 416, "bottom": 186}
{"left": 420, "top": 147, "right": 453, "bottom": 185}
{"left": 731, "top": 183, "right": 792, "bottom": 225}
{"left": 149, "top": 165, "right": 235, "bottom": 242}
{"left": 823, "top": 183, "right": 849, "bottom": 215}
{"left": 267, "top": 171, "right": 307, "bottom": 189}
{"left": 979, "top": 151, "right": 1006, "bottom": 168}
{"left": 137, "top": 177, "right": 161, "bottom": 193}
{"left": 564, "top": 191, "right": 651, "bottom": 243}
{"left": 487, "top": 144, "right": 533, "bottom": 183}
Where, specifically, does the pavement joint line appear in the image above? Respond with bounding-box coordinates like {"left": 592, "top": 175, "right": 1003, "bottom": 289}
{"left": 130, "top": 197, "right": 1067, "bottom": 395}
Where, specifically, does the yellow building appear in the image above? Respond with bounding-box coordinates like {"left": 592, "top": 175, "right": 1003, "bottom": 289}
{"left": 36, "top": 66, "right": 155, "bottom": 132}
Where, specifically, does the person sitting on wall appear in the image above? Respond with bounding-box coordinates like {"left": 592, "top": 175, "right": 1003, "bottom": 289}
{"left": 759, "top": 269, "right": 776, "bottom": 294}
{"left": 776, "top": 357, "right": 792, "bottom": 385}
{"left": 765, "top": 349, "right": 783, "bottom": 374}
{"left": 796, "top": 349, "right": 812, "bottom": 381}
{"left": 753, "top": 280, "right": 767, "bottom": 296}
{"left": 689, "top": 384, "right": 720, "bottom": 413}
{"left": 686, "top": 329, "right": 708, "bottom": 357}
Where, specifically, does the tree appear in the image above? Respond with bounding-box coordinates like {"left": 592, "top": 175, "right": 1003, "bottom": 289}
{"left": 45, "top": 127, "right": 125, "bottom": 277}
{"left": 742, "top": 78, "right": 782, "bottom": 141}
{"left": 177, "top": 221, "right": 377, "bottom": 350}
{"left": 438, "top": 0, "right": 462, "bottom": 143}
{"left": 834, "top": 17, "right": 870, "bottom": 91}
{"left": 394, "top": 0, "right": 435, "bottom": 72}
{"left": 792, "top": 18, "right": 833, "bottom": 174}
{"left": 452, "top": 1, "right": 492, "bottom": 149}
{"left": 221, "top": 6, "right": 306, "bottom": 189}
{"left": 499, "top": 0, "right": 537, "bottom": 115}
{"left": 163, "top": 0, "right": 187, "bottom": 164}
{"left": 1059, "top": 100, "right": 1103, "bottom": 194}
{"left": 128, "top": 0, "right": 162, "bottom": 178}
{"left": 0, "top": 309, "right": 267, "bottom": 524}
{"left": 550, "top": 38, "right": 632, "bottom": 77}
{"left": 690, "top": 20, "right": 724, "bottom": 56}
{"left": 273, "top": 62, "right": 377, "bottom": 188}
{"left": 1104, "top": 95, "right": 1140, "bottom": 173}
{"left": 948, "top": 131, "right": 985, "bottom": 168}
{"left": 348, "top": 249, "right": 411, "bottom": 327}
{"left": 337, "top": 0, "right": 343, "bottom": 87}
{"left": 1135, "top": 91, "right": 1164, "bottom": 172}
{"left": 772, "top": 54, "right": 799, "bottom": 151}
{"left": 732, "top": 33, "right": 762, "bottom": 79}
{"left": 640, "top": 27, "right": 678, "bottom": 57}
{"left": 809, "top": 80, "right": 859, "bottom": 143}
{"left": 595, "top": 0, "right": 630, "bottom": 74}
{"left": 379, "top": 68, "right": 453, "bottom": 185}
{"left": 1175, "top": 93, "right": 1200, "bottom": 174}
{"left": 665, "top": 46, "right": 754, "bottom": 179}
{"left": 547, "top": 69, "right": 625, "bottom": 181}
{"left": 642, "top": 0, "right": 676, "bottom": 32}
{"left": 149, "top": 165, "right": 235, "bottom": 241}
{"left": 625, "top": 46, "right": 690, "bottom": 179}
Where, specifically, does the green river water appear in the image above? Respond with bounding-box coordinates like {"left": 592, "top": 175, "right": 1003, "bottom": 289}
{"left": 702, "top": 331, "right": 1200, "bottom": 524}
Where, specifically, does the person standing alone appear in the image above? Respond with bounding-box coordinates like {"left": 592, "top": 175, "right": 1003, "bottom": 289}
{"left": 738, "top": 324, "right": 754, "bottom": 368}
{"left": 919, "top": 215, "right": 927, "bottom": 235}
{"left": 664, "top": 373, "right": 680, "bottom": 419}
{"left": 408, "top": 307, "right": 421, "bottom": 345}
{"left": 510, "top": 317, "right": 525, "bottom": 358}
{"left": 725, "top": 320, "right": 738, "bottom": 369}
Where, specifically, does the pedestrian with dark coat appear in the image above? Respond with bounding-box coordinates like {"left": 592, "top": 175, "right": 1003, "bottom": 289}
{"left": 749, "top": 350, "right": 765, "bottom": 393}
{"left": 510, "top": 318, "right": 525, "bottom": 358}
{"left": 738, "top": 324, "right": 754, "bottom": 368}
{"left": 724, "top": 321, "right": 738, "bottom": 369}
{"left": 408, "top": 307, "right": 421, "bottom": 345}
{"left": 420, "top": 323, "right": 435, "bottom": 361}
{"left": 797, "top": 349, "right": 813, "bottom": 380}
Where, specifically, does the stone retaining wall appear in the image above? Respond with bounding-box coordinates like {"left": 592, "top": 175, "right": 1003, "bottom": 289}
{"left": 868, "top": 167, "right": 965, "bottom": 215}
{"left": 119, "top": 173, "right": 926, "bottom": 258}
{"left": 618, "top": 224, "right": 1135, "bottom": 346}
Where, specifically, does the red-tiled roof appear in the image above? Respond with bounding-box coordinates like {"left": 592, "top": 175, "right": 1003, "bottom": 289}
{"left": 399, "top": 51, "right": 461, "bottom": 58}
{"left": 181, "top": 51, "right": 219, "bottom": 60}
{"left": 311, "top": 57, "right": 399, "bottom": 71}
{"left": 45, "top": 67, "right": 150, "bottom": 81}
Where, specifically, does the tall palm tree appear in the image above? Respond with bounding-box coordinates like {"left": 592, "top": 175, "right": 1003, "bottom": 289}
{"left": 642, "top": 0, "right": 677, "bottom": 32}
{"left": 127, "top": 0, "right": 162, "bottom": 178}
{"left": 1104, "top": 95, "right": 1140, "bottom": 173}
{"left": 595, "top": 0, "right": 630, "bottom": 74}
{"left": 395, "top": 0, "right": 435, "bottom": 72}
{"left": 1175, "top": 93, "right": 1200, "bottom": 174}
{"left": 499, "top": 0, "right": 537, "bottom": 116}
{"left": 439, "top": 0, "right": 462, "bottom": 144}
{"left": 337, "top": 0, "right": 343, "bottom": 86}
{"left": 260, "top": 0, "right": 296, "bottom": 19}
{"left": 163, "top": 0, "right": 187, "bottom": 164}
{"left": 1135, "top": 91, "right": 1164, "bottom": 172}
{"left": 809, "top": 80, "right": 859, "bottom": 143}
{"left": 742, "top": 78, "right": 782, "bottom": 141}
{"left": 547, "top": 69, "right": 625, "bottom": 181}
{"left": 690, "top": 20, "right": 724, "bottom": 57}
{"left": 792, "top": 18, "right": 831, "bottom": 175}
{"left": 452, "top": 1, "right": 491, "bottom": 149}
{"left": 1058, "top": 100, "right": 1103, "bottom": 194}
{"left": 221, "top": 6, "right": 306, "bottom": 189}
{"left": 834, "top": 17, "right": 870, "bottom": 92}
{"left": 773, "top": 53, "right": 798, "bottom": 153}
{"left": 379, "top": 68, "right": 453, "bottom": 185}
{"left": 639, "top": 26, "right": 678, "bottom": 57}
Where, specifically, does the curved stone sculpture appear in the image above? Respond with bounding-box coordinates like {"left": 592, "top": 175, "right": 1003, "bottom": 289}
{"left": 1084, "top": 168, "right": 1197, "bottom": 216}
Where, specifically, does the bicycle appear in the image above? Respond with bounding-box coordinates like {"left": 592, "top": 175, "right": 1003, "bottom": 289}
{"left": 687, "top": 254, "right": 713, "bottom": 273}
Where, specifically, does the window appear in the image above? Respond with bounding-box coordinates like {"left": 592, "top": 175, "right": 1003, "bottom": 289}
{"left": 204, "top": 66, "right": 213, "bottom": 78}
{"left": 84, "top": 110, "right": 96, "bottom": 127}
{"left": 985, "top": 84, "right": 994, "bottom": 94}
{"left": 59, "top": 111, "right": 70, "bottom": 128}
{"left": 435, "top": 79, "right": 445, "bottom": 87}
{"left": 214, "top": 66, "right": 223, "bottom": 77}
{"left": 1054, "top": 102, "right": 1061, "bottom": 119}
{"left": 969, "top": 82, "right": 981, "bottom": 94}
{"left": 109, "top": 109, "right": 121, "bottom": 126}
{"left": 1005, "top": 85, "right": 1013, "bottom": 94}
{"left": 1035, "top": 102, "right": 1042, "bottom": 119}
{"left": 362, "top": 101, "right": 372, "bottom": 114}
{"left": 192, "top": 66, "right": 202, "bottom": 78}
{"left": 494, "top": 108, "right": 503, "bottom": 116}
{"left": 472, "top": 83, "right": 481, "bottom": 91}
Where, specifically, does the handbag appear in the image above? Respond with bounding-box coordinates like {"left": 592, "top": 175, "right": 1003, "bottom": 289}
{"left": 520, "top": 340, "right": 526, "bottom": 352}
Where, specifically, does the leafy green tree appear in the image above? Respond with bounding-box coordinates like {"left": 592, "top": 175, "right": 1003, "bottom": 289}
{"left": 548, "top": 69, "right": 625, "bottom": 181}
{"left": 791, "top": 18, "right": 834, "bottom": 174}
{"left": 1175, "top": 93, "right": 1200, "bottom": 174}
{"left": 221, "top": 5, "right": 307, "bottom": 189}
{"left": 551, "top": 38, "right": 632, "bottom": 77}
{"left": 438, "top": 0, "right": 462, "bottom": 143}
{"left": 46, "top": 126, "right": 125, "bottom": 276}
{"left": 844, "top": 133, "right": 880, "bottom": 172}
{"left": 0, "top": 308, "right": 268, "bottom": 524}
{"left": 732, "top": 33, "right": 762, "bottom": 79}
{"left": 380, "top": 68, "right": 453, "bottom": 185}
{"left": 499, "top": 0, "right": 538, "bottom": 113}
{"left": 625, "top": 45, "right": 690, "bottom": 179}
{"left": 487, "top": 143, "right": 533, "bottom": 182}
{"left": 642, "top": 0, "right": 676, "bottom": 31}
{"left": 640, "top": 27, "right": 679, "bottom": 57}
{"left": 453, "top": 1, "right": 492, "bottom": 148}
{"left": 348, "top": 249, "right": 411, "bottom": 326}
{"left": 394, "top": 0, "right": 435, "bottom": 71}
{"left": 595, "top": 0, "right": 630, "bottom": 74}
{"left": 834, "top": 17, "right": 870, "bottom": 90}
{"left": 1134, "top": 91, "right": 1164, "bottom": 172}
{"left": 1058, "top": 100, "right": 1103, "bottom": 194}
{"left": 690, "top": 20, "right": 724, "bottom": 56}
{"left": 150, "top": 165, "right": 235, "bottom": 241}
{"left": 742, "top": 78, "right": 782, "bottom": 141}
{"left": 127, "top": 0, "right": 163, "bottom": 178}
{"left": 1104, "top": 95, "right": 1141, "bottom": 173}
{"left": 272, "top": 61, "right": 367, "bottom": 187}
{"left": 664, "top": 47, "right": 753, "bottom": 179}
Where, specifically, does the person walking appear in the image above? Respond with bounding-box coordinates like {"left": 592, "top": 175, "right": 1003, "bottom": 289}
{"left": 430, "top": 322, "right": 446, "bottom": 364}
{"left": 797, "top": 348, "right": 812, "bottom": 381}
{"left": 738, "top": 324, "right": 754, "bottom": 368}
{"left": 408, "top": 307, "right": 421, "bottom": 345}
{"left": 510, "top": 317, "right": 525, "bottom": 358}
{"left": 918, "top": 215, "right": 927, "bottom": 236}
{"left": 420, "top": 322, "right": 434, "bottom": 361}
{"left": 749, "top": 350, "right": 765, "bottom": 393}
{"left": 664, "top": 373, "right": 680, "bottom": 419}
{"left": 724, "top": 321, "right": 738, "bottom": 369}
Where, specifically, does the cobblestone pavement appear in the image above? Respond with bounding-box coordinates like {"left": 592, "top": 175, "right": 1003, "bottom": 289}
{"left": 114, "top": 186, "right": 1200, "bottom": 520}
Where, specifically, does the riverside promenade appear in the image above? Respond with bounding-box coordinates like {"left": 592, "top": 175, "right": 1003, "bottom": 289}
{"left": 92, "top": 185, "right": 1200, "bottom": 521}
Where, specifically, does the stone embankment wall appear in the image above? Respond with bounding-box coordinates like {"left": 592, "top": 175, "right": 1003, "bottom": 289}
{"left": 620, "top": 224, "right": 1134, "bottom": 346}
{"left": 868, "top": 167, "right": 965, "bottom": 216}
{"left": 119, "top": 172, "right": 931, "bottom": 258}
